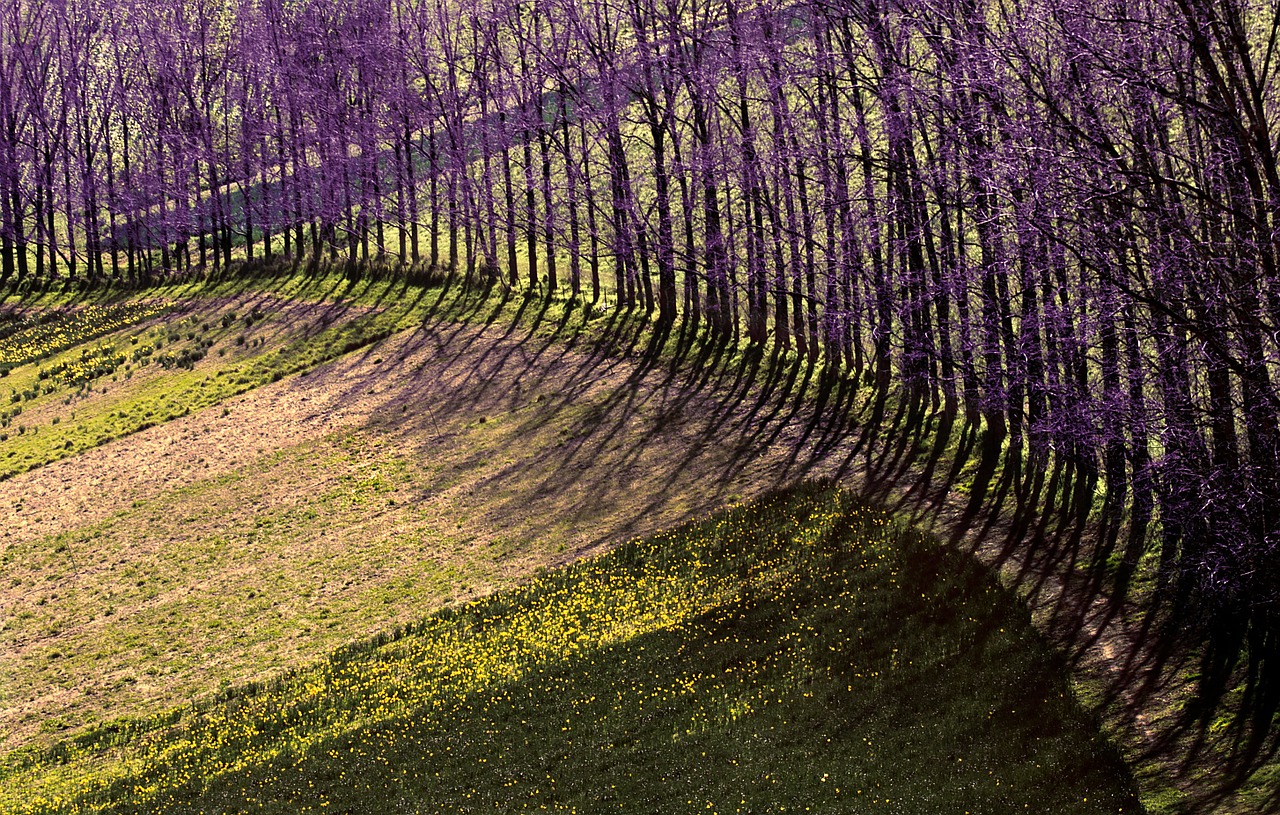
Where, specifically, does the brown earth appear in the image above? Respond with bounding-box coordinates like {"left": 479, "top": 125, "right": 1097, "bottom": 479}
{"left": 0, "top": 292, "right": 372, "bottom": 439}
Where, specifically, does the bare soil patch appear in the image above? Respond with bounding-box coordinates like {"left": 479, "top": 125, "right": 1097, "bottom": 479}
{"left": 0, "top": 293, "right": 376, "bottom": 544}
{"left": 0, "top": 292, "right": 369, "bottom": 440}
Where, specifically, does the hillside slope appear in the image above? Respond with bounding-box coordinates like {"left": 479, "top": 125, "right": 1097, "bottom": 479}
{"left": 1, "top": 272, "right": 1272, "bottom": 813}
{"left": 1, "top": 486, "right": 1141, "bottom": 815}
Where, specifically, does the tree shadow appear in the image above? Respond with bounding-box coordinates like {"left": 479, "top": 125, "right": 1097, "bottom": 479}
{"left": 17, "top": 267, "right": 1269, "bottom": 812}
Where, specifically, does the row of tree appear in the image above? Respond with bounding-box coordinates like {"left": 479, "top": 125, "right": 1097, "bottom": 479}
{"left": 2, "top": 0, "right": 1278, "bottom": 670}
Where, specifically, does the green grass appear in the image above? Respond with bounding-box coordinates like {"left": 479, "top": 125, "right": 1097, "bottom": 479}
{"left": 0, "top": 485, "right": 1140, "bottom": 814}
{"left": 0, "top": 303, "right": 171, "bottom": 369}
{"left": 0, "top": 424, "right": 561, "bottom": 745}
{"left": 0, "top": 299, "right": 406, "bottom": 480}
{"left": 0, "top": 276, "right": 729, "bottom": 754}
{"left": 6, "top": 263, "right": 1248, "bottom": 812}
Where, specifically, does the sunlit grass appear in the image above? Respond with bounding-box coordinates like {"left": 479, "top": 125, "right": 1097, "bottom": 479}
{"left": 0, "top": 303, "right": 169, "bottom": 369}
{"left": 0, "top": 485, "right": 1140, "bottom": 814}
{"left": 0, "top": 425, "right": 535, "bottom": 749}
{"left": 0, "top": 302, "right": 404, "bottom": 480}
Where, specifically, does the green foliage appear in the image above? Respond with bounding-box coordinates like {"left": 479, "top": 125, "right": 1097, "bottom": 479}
{"left": 0, "top": 486, "right": 1139, "bottom": 814}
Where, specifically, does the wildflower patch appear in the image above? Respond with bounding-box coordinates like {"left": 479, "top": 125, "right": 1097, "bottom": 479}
{"left": 0, "top": 303, "right": 168, "bottom": 368}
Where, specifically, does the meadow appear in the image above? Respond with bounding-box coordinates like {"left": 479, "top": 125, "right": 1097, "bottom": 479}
{"left": 1, "top": 485, "right": 1139, "bottom": 814}
{"left": 0, "top": 266, "right": 1270, "bottom": 814}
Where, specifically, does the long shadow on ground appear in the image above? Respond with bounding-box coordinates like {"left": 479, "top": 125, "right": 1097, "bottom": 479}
{"left": 380, "top": 284, "right": 1277, "bottom": 815}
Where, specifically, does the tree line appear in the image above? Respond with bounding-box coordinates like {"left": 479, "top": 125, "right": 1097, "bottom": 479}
{"left": 2, "top": 0, "right": 1278, "bottom": 686}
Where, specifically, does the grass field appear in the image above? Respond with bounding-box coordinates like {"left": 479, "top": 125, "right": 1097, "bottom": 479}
{"left": 0, "top": 264, "right": 1272, "bottom": 814}
{"left": 0, "top": 485, "right": 1140, "bottom": 814}
{"left": 0, "top": 293, "right": 409, "bottom": 481}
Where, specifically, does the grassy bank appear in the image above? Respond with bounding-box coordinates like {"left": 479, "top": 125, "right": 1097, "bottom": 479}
{"left": 0, "top": 485, "right": 1139, "bottom": 814}
{"left": 3, "top": 262, "right": 1270, "bottom": 813}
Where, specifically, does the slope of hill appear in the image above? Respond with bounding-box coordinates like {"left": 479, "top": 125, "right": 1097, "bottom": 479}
{"left": 1, "top": 486, "right": 1140, "bottom": 814}
{"left": 0, "top": 267, "right": 1274, "bottom": 814}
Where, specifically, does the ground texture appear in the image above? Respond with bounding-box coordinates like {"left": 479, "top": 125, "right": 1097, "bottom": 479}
{"left": 0, "top": 280, "right": 1271, "bottom": 813}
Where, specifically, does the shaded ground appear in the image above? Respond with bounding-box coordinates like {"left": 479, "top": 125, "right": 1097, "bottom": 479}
{"left": 0, "top": 280, "right": 1273, "bottom": 813}
{"left": 1, "top": 307, "right": 850, "bottom": 750}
